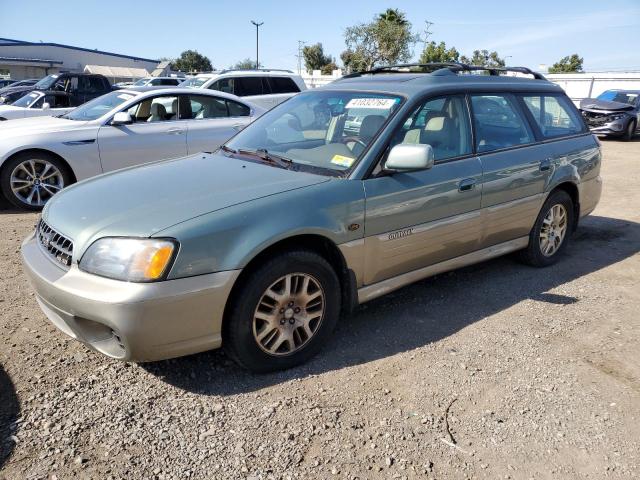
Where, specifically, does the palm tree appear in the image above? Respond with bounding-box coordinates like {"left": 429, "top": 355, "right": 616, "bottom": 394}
{"left": 378, "top": 8, "right": 408, "bottom": 26}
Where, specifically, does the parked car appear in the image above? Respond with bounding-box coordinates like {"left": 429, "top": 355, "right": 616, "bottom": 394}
{"left": 20, "top": 64, "right": 602, "bottom": 372}
{"left": 0, "top": 73, "right": 112, "bottom": 106}
{"left": 0, "top": 79, "right": 16, "bottom": 89}
{"left": 0, "top": 79, "right": 39, "bottom": 104}
{"left": 0, "top": 91, "right": 74, "bottom": 120}
{"left": 131, "top": 77, "right": 184, "bottom": 87}
{"left": 181, "top": 69, "right": 306, "bottom": 109}
{"left": 580, "top": 90, "right": 640, "bottom": 140}
{"left": 0, "top": 87, "right": 264, "bottom": 209}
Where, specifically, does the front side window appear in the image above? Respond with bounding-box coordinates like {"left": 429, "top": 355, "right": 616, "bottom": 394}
{"left": 209, "top": 78, "right": 233, "bottom": 94}
{"left": 126, "top": 95, "right": 179, "bottom": 122}
{"left": 522, "top": 95, "right": 584, "bottom": 138}
{"left": 62, "top": 91, "right": 136, "bottom": 121}
{"left": 133, "top": 78, "right": 150, "bottom": 86}
{"left": 225, "top": 91, "right": 402, "bottom": 174}
{"left": 391, "top": 95, "right": 472, "bottom": 161}
{"left": 34, "top": 74, "right": 59, "bottom": 90}
{"left": 181, "top": 76, "right": 210, "bottom": 87}
{"left": 12, "top": 91, "right": 42, "bottom": 108}
{"left": 471, "top": 94, "right": 534, "bottom": 153}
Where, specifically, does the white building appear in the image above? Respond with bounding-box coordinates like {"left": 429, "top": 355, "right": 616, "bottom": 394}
{"left": 0, "top": 37, "right": 159, "bottom": 82}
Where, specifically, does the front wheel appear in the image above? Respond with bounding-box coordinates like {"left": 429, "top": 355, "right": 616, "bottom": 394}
{"left": 1, "top": 152, "right": 71, "bottom": 210}
{"left": 622, "top": 120, "right": 637, "bottom": 141}
{"left": 223, "top": 250, "right": 341, "bottom": 372}
{"left": 518, "top": 190, "right": 574, "bottom": 267}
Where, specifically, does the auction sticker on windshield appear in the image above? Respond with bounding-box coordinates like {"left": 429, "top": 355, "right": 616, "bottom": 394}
{"left": 331, "top": 154, "right": 355, "bottom": 167}
{"left": 346, "top": 98, "right": 397, "bottom": 109}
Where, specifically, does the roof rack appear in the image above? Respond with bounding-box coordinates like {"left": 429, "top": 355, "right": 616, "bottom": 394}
{"left": 217, "top": 68, "right": 294, "bottom": 75}
{"left": 340, "top": 62, "right": 547, "bottom": 81}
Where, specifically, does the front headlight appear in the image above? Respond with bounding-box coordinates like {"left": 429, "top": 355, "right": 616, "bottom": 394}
{"left": 79, "top": 238, "right": 177, "bottom": 282}
{"left": 0, "top": 97, "right": 6, "bottom": 104}
{"left": 607, "top": 113, "right": 626, "bottom": 122}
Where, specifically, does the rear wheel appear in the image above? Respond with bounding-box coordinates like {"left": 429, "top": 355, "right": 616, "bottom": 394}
{"left": 0, "top": 152, "right": 71, "bottom": 210}
{"left": 223, "top": 249, "right": 341, "bottom": 372}
{"left": 518, "top": 190, "right": 574, "bottom": 267}
{"left": 622, "top": 119, "right": 636, "bottom": 141}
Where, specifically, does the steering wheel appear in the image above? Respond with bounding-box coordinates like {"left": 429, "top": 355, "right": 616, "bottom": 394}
{"left": 341, "top": 136, "right": 367, "bottom": 149}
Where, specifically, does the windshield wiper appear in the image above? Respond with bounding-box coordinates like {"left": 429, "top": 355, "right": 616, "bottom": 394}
{"left": 234, "top": 148, "right": 293, "bottom": 169}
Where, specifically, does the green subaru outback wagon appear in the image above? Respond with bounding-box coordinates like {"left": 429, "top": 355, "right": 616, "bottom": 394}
{"left": 22, "top": 64, "right": 602, "bottom": 372}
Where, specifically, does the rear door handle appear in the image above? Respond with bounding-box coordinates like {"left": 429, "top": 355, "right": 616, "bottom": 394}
{"left": 458, "top": 178, "right": 477, "bottom": 192}
{"left": 539, "top": 158, "right": 552, "bottom": 171}
{"left": 232, "top": 123, "right": 246, "bottom": 131}
{"left": 167, "top": 127, "right": 185, "bottom": 135}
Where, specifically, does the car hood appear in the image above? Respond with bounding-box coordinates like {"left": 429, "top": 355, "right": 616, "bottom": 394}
{"left": 43, "top": 152, "right": 331, "bottom": 255}
{"left": 0, "top": 85, "right": 34, "bottom": 97}
{"left": 579, "top": 98, "right": 635, "bottom": 113}
{"left": 0, "top": 116, "right": 89, "bottom": 137}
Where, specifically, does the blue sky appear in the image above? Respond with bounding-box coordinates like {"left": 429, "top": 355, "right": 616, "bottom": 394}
{"left": 1, "top": 0, "right": 639, "bottom": 71}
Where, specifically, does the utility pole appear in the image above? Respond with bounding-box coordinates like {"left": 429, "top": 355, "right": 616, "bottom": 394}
{"left": 251, "top": 20, "right": 264, "bottom": 69}
{"left": 297, "top": 40, "right": 306, "bottom": 75}
{"left": 422, "top": 20, "right": 434, "bottom": 48}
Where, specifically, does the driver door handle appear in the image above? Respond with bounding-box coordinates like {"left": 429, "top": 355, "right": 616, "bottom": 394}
{"left": 167, "top": 127, "right": 185, "bottom": 135}
{"left": 458, "top": 178, "right": 477, "bottom": 192}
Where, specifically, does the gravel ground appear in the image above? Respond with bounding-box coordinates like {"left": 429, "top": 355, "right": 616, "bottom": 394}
{"left": 1, "top": 139, "right": 639, "bottom": 480}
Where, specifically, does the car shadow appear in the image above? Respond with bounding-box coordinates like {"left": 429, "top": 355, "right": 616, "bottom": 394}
{"left": 0, "top": 364, "right": 19, "bottom": 469}
{"left": 142, "top": 215, "right": 640, "bottom": 396}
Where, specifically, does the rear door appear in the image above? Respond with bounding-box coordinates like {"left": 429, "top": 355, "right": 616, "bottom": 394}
{"left": 97, "top": 93, "right": 188, "bottom": 172}
{"left": 362, "top": 94, "right": 483, "bottom": 285}
{"left": 470, "top": 93, "right": 549, "bottom": 247}
{"left": 184, "top": 93, "right": 252, "bottom": 153}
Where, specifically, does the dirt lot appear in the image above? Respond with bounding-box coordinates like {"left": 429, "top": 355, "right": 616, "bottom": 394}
{"left": 0, "top": 139, "right": 638, "bottom": 480}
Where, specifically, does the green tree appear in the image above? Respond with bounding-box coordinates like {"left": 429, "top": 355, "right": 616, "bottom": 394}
{"left": 419, "top": 41, "right": 460, "bottom": 63}
{"left": 321, "top": 61, "right": 339, "bottom": 75}
{"left": 302, "top": 43, "right": 334, "bottom": 73}
{"left": 341, "top": 9, "right": 419, "bottom": 73}
{"left": 378, "top": 8, "right": 408, "bottom": 26}
{"left": 460, "top": 49, "right": 505, "bottom": 68}
{"left": 230, "top": 58, "right": 260, "bottom": 70}
{"left": 172, "top": 50, "right": 213, "bottom": 73}
{"left": 548, "top": 54, "right": 583, "bottom": 73}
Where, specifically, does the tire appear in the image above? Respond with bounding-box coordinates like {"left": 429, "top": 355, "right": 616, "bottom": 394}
{"left": 622, "top": 120, "right": 636, "bottom": 141}
{"left": 0, "top": 152, "right": 72, "bottom": 211}
{"left": 518, "top": 190, "right": 575, "bottom": 267}
{"left": 223, "top": 249, "right": 341, "bottom": 373}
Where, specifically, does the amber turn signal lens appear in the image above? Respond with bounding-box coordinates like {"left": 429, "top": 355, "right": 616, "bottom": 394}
{"left": 144, "top": 245, "right": 174, "bottom": 280}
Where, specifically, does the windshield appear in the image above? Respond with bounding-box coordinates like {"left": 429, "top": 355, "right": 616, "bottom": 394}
{"left": 225, "top": 91, "right": 403, "bottom": 174}
{"left": 62, "top": 91, "right": 136, "bottom": 121}
{"left": 180, "top": 76, "right": 210, "bottom": 87}
{"left": 34, "top": 74, "right": 59, "bottom": 90}
{"left": 133, "top": 78, "right": 151, "bottom": 86}
{"left": 12, "top": 91, "right": 42, "bottom": 108}
{"left": 597, "top": 90, "right": 639, "bottom": 106}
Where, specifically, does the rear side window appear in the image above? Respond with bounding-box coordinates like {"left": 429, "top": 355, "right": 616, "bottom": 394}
{"left": 188, "top": 95, "right": 228, "bottom": 119}
{"left": 227, "top": 100, "right": 250, "bottom": 117}
{"left": 470, "top": 94, "right": 534, "bottom": 153}
{"left": 268, "top": 77, "right": 300, "bottom": 94}
{"left": 522, "top": 94, "right": 584, "bottom": 138}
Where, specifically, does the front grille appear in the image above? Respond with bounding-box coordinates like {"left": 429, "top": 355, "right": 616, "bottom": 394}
{"left": 37, "top": 220, "right": 73, "bottom": 268}
{"left": 581, "top": 111, "right": 609, "bottom": 127}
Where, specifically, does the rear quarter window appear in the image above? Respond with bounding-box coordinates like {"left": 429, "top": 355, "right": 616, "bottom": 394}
{"left": 521, "top": 94, "right": 585, "bottom": 138}
{"left": 268, "top": 77, "right": 300, "bottom": 94}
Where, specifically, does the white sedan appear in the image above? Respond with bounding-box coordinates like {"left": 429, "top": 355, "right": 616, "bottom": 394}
{"left": 0, "top": 91, "right": 74, "bottom": 121}
{"left": 0, "top": 87, "right": 265, "bottom": 209}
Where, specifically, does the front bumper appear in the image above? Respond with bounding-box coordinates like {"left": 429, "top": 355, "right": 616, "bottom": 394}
{"left": 21, "top": 233, "right": 240, "bottom": 362}
{"left": 587, "top": 119, "right": 628, "bottom": 136}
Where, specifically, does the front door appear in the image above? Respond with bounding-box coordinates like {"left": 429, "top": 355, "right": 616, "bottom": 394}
{"left": 97, "top": 94, "right": 187, "bottom": 172}
{"left": 363, "top": 95, "right": 483, "bottom": 285}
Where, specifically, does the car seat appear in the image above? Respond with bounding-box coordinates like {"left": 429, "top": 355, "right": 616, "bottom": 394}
{"left": 147, "top": 103, "right": 167, "bottom": 122}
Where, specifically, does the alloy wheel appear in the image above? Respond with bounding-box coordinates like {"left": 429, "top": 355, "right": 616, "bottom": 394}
{"left": 252, "top": 273, "right": 325, "bottom": 356}
{"left": 10, "top": 159, "right": 64, "bottom": 207}
{"left": 539, "top": 204, "right": 568, "bottom": 257}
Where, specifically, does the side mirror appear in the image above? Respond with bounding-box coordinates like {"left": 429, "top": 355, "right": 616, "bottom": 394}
{"left": 384, "top": 144, "right": 435, "bottom": 172}
{"left": 41, "top": 102, "right": 50, "bottom": 110}
{"left": 111, "top": 112, "right": 133, "bottom": 126}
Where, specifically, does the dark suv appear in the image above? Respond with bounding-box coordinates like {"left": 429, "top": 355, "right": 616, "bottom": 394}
{"left": 580, "top": 90, "right": 640, "bottom": 140}
{"left": 0, "top": 73, "right": 112, "bottom": 106}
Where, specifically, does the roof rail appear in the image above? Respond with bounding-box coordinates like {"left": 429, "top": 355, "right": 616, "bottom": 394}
{"left": 217, "top": 68, "right": 294, "bottom": 75}
{"left": 340, "top": 62, "right": 547, "bottom": 81}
